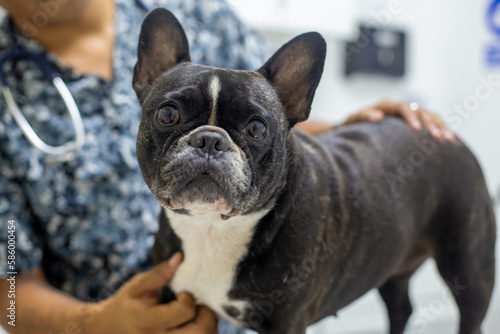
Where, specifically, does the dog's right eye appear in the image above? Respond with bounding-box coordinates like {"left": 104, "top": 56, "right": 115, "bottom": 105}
{"left": 157, "top": 105, "right": 180, "bottom": 127}
{"left": 243, "top": 119, "right": 267, "bottom": 140}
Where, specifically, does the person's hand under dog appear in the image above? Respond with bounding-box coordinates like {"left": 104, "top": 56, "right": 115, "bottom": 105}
{"left": 88, "top": 252, "right": 218, "bottom": 334}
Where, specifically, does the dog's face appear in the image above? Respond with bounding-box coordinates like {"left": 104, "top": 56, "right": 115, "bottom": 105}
{"left": 135, "top": 64, "right": 288, "bottom": 216}
{"left": 133, "top": 9, "right": 326, "bottom": 217}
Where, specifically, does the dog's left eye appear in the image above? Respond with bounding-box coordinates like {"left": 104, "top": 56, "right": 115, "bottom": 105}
{"left": 243, "top": 119, "right": 267, "bottom": 140}
{"left": 157, "top": 105, "right": 180, "bottom": 126}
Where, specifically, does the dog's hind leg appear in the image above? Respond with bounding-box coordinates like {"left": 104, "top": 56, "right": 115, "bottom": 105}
{"left": 379, "top": 274, "right": 413, "bottom": 334}
{"left": 434, "top": 200, "right": 496, "bottom": 334}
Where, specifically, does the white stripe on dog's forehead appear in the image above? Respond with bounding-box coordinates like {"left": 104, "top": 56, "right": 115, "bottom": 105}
{"left": 208, "top": 76, "right": 221, "bottom": 126}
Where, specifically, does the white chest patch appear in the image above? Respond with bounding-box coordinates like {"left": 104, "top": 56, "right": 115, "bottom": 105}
{"left": 166, "top": 208, "right": 267, "bottom": 325}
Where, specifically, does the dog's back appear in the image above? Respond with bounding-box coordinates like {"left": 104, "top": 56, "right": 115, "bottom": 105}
{"left": 301, "top": 116, "right": 496, "bottom": 333}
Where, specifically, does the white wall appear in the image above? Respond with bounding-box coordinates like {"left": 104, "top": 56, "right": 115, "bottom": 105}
{"left": 233, "top": 0, "right": 500, "bottom": 333}
{"left": 235, "top": 0, "right": 500, "bottom": 194}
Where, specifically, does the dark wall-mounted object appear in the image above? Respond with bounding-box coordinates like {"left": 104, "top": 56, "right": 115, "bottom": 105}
{"left": 344, "top": 25, "right": 406, "bottom": 77}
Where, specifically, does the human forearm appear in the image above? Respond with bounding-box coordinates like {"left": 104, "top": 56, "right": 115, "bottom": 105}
{"left": 0, "top": 270, "right": 94, "bottom": 334}
{"left": 2, "top": 255, "right": 216, "bottom": 334}
{"left": 295, "top": 120, "right": 335, "bottom": 136}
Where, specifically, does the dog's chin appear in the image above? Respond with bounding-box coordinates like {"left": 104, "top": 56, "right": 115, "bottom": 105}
{"left": 157, "top": 196, "right": 232, "bottom": 215}
{"left": 185, "top": 198, "right": 232, "bottom": 215}
{"left": 157, "top": 177, "right": 234, "bottom": 215}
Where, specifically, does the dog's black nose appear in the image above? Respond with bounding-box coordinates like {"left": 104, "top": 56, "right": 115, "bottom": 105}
{"left": 188, "top": 131, "right": 230, "bottom": 156}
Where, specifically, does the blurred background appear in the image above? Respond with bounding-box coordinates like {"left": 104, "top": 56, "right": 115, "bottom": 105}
{"left": 230, "top": 0, "right": 500, "bottom": 333}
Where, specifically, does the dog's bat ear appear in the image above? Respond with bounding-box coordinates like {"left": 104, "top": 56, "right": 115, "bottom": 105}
{"left": 133, "top": 8, "right": 191, "bottom": 103}
{"left": 257, "top": 32, "right": 326, "bottom": 127}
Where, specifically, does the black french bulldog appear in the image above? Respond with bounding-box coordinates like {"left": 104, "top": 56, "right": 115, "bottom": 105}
{"left": 133, "top": 8, "right": 496, "bottom": 334}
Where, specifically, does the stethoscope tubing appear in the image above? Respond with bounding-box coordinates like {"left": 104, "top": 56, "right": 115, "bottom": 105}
{"left": 0, "top": 0, "right": 151, "bottom": 161}
{"left": 0, "top": 49, "right": 86, "bottom": 159}
{"left": 1, "top": 77, "right": 85, "bottom": 158}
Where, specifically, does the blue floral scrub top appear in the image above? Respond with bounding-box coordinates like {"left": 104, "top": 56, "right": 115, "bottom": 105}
{"left": 0, "top": 0, "right": 270, "bottom": 328}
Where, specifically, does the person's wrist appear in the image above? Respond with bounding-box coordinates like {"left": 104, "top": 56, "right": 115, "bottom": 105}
{"left": 81, "top": 300, "right": 108, "bottom": 334}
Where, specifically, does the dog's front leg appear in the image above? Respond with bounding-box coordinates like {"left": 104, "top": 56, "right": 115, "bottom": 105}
{"left": 254, "top": 315, "right": 308, "bottom": 334}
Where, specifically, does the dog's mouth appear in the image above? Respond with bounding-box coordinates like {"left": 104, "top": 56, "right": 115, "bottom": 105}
{"left": 150, "top": 136, "right": 254, "bottom": 215}
{"left": 155, "top": 168, "right": 235, "bottom": 214}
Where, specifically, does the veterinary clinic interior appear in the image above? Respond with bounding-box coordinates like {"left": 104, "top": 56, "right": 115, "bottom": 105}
{"left": 0, "top": 0, "right": 499, "bottom": 333}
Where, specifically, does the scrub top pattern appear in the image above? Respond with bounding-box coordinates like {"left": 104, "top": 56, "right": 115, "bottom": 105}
{"left": 0, "top": 0, "right": 270, "bottom": 314}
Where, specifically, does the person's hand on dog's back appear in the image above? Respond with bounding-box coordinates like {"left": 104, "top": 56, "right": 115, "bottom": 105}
{"left": 341, "top": 99, "right": 455, "bottom": 141}
{"left": 297, "top": 99, "right": 455, "bottom": 142}
{"left": 89, "top": 252, "right": 217, "bottom": 334}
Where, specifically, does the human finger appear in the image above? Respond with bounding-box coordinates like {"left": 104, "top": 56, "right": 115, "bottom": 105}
{"left": 128, "top": 253, "right": 183, "bottom": 297}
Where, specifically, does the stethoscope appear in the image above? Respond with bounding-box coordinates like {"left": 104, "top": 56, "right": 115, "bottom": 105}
{"left": 0, "top": 0, "right": 152, "bottom": 161}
